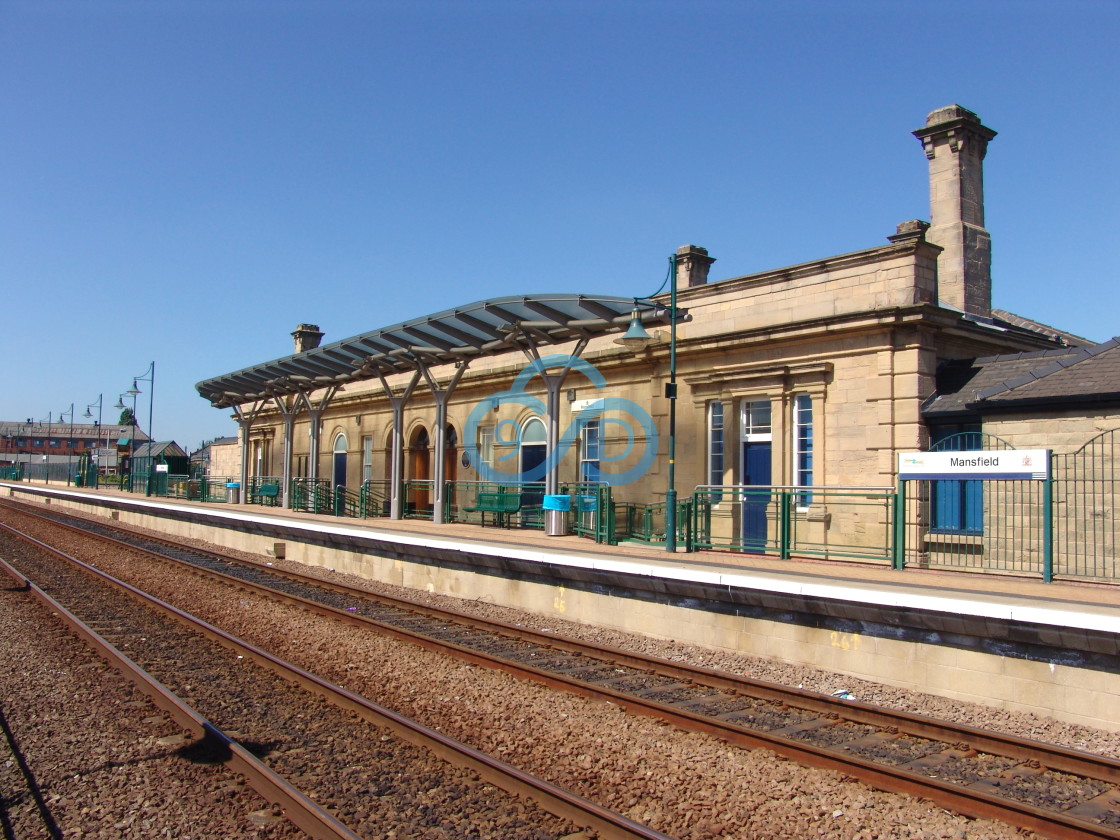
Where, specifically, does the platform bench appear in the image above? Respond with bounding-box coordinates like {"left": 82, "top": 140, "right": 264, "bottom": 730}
{"left": 463, "top": 492, "right": 521, "bottom": 527}
{"left": 256, "top": 483, "right": 281, "bottom": 506}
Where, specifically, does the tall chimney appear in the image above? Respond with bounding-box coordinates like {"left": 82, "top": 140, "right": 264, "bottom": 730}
{"left": 913, "top": 105, "right": 997, "bottom": 318}
{"left": 675, "top": 244, "right": 716, "bottom": 288}
{"left": 292, "top": 324, "right": 324, "bottom": 353}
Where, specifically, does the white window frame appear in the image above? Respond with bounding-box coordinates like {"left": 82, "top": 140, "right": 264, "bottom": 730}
{"left": 707, "top": 401, "right": 724, "bottom": 503}
{"left": 580, "top": 419, "right": 601, "bottom": 484}
{"left": 792, "top": 394, "right": 813, "bottom": 509}
{"left": 361, "top": 435, "right": 373, "bottom": 482}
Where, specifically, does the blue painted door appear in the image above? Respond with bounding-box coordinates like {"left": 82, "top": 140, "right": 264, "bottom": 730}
{"left": 741, "top": 443, "right": 772, "bottom": 552}
{"left": 333, "top": 452, "right": 347, "bottom": 490}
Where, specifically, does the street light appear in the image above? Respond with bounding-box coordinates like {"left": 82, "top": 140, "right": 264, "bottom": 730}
{"left": 84, "top": 394, "right": 104, "bottom": 488}
{"left": 130, "top": 361, "right": 155, "bottom": 496}
{"left": 616, "top": 252, "right": 681, "bottom": 552}
{"left": 59, "top": 404, "right": 74, "bottom": 486}
{"left": 113, "top": 392, "right": 137, "bottom": 490}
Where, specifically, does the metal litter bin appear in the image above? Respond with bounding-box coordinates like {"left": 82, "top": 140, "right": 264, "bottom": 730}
{"left": 226, "top": 482, "right": 241, "bottom": 504}
{"left": 543, "top": 494, "right": 571, "bottom": 536}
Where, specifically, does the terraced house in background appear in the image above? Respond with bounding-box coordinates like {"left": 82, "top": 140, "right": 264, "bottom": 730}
{"left": 196, "top": 105, "right": 1118, "bottom": 580}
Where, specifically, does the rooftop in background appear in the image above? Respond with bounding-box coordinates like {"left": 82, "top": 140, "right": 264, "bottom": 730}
{"left": 0, "top": 420, "right": 150, "bottom": 443}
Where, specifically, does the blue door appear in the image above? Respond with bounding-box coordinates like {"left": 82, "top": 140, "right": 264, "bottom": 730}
{"left": 741, "top": 443, "right": 772, "bottom": 552}
{"left": 333, "top": 452, "right": 347, "bottom": 490}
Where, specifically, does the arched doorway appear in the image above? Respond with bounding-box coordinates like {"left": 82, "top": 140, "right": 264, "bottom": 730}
{"left": 332, "top": 433, "right": 348, "bottom": 489}
{"left": 408, "top": 426, "right": 431, "bottom": 515}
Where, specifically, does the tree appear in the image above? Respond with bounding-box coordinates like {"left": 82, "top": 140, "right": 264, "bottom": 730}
{"left": 118, "top": 407, "right": 136, "bottom": 426}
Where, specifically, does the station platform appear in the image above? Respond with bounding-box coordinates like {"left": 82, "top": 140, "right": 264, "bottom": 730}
{"left": 4, "top": 480, "right": 1119, "bottom": 732}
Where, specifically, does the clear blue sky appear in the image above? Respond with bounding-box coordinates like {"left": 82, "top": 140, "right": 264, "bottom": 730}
{"left": 2, "top": 0, "right": 1116, "bottom": 451}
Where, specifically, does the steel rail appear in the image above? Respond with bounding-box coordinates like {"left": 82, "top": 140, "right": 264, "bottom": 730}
{"left": 105, "top": 546, "right": 1120, "bottom": 839}
{"left": 6, "top": 500, "right": 1120, "bottom": 838}
{"left": 19, "top": 499, "right": 1116, "bottom": 787}
{"left": 0, "top": 520, "right": 676, "bottom": 840}
{"left": 0, "top": 553, "right": 364, "bottom": 840}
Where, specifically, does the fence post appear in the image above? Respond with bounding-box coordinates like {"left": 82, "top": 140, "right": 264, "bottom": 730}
{"left": 779, "top": 490, "right": 792, "bottom": 559}
{"left": 892, "top": 482, "right": 906, "bottom": 570}
{"left": 1042, "top": 453, "right": 1054, "bottom": 582}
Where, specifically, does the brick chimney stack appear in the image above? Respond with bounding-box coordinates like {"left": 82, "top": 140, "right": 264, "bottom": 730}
{"left": 913, "top": 105, "right": 997, "bottom": 318}
{"left": 292, "top": 324, "right": 324, "bottom": 354}
{"left": 675, "top": 244, "right": 716, "bottom": 288}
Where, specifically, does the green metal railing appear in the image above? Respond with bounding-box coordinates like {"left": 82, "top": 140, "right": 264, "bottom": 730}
{"left": 0, "top": 465, "right": 23, "bottom": 481}
{"left": 692, "top": 485, "right": 895, "bottom": 563}
{"left": 333, "top": 484, "right": 362, "bottom": 517}
{"left": 359, "top": 479, "right": 391, "bottom": 518}
{"left": 291, "top": 478, "right": 332, "bottom": 513}
{"left": 1053, "top": 427, "right": 1119, "bottom": 581}
{"left": 613, "top": 497, "right": 692, "bottom": 548}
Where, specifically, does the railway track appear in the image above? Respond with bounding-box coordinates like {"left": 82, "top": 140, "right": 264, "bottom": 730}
{"left": 0, "top": 510, "right": 675, "bottom": 840}
{"left": 5, "top": 498, "right": 1120, "bottom": 839}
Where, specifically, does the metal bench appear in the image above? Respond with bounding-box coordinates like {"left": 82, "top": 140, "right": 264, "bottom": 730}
{"left": 256, "top": 483, "right": 281, "bottom": 506}
{"left": 463, "top": 492, "right": 522, "bottom": 527}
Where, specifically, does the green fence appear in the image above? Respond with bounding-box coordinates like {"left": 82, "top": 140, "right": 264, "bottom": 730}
{"left": 691, "top": 485, "right": 895, "bottom": 562}
{"left": 291, "top": 478, "right": 332, "bottom": 513}
{"left": 360, "top": 479, "right": 392, "bottom": 517}
{"left": 1053, "top": 427, "right": 1119, "bottom": 581}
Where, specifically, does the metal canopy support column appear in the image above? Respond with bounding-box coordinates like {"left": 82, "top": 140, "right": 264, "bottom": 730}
{"left": 374, "top": 368, "right": 422, "bottom": 520}
{"left": 295, "top": 386, "right": 340, "bottom": 486}
{"left": 418, "top": 360, "right": 470, "bottom": 524}
{"left": 519, "top": 335, "right": 590, "bottom": 497}
{"left": 271, "top": 394, "right": 297, "bottom": 509}
{"left": 230, "top": 401, "right": 269, "bottom": 504}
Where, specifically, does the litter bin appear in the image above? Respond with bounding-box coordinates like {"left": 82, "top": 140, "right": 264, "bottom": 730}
{"left": 543, "top": 494, "right": 571, "bottom": 536}
{"left": 226, "top": 482, "right": 241, "bottom": 504}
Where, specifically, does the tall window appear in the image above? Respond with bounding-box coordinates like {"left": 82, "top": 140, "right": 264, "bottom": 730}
{"left": 580, "top": 420, "right": 601, "bottom": 483}
{"left": 362, "top": 435, "right": 373, "bottom": 482}
{"left": 792, "top": 394, "right": 813, "bottom": 507}
{"left": 707, "top": 402, "right": 724, "bottom": 502}
{"left": 477, "top": 426, "right": 495, "bottom": 468}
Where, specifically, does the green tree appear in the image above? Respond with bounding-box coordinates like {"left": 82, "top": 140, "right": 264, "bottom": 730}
{"left": 118, "top": 407, "right": 136, "bottom": 426}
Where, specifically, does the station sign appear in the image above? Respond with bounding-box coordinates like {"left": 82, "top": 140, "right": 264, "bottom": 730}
{"left": 898, "top": 449, "right": 1050, "bottom": 481}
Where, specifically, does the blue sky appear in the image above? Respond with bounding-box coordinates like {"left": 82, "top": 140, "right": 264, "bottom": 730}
{"left": 2, "top": 0, "right": 1117, "bottom": 450}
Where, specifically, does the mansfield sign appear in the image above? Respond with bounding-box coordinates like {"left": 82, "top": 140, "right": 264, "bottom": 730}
{"left": 898, "top": 449, "right": 1050, "bottom": 481}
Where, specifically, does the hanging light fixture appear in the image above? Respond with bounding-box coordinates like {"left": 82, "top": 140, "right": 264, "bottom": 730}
{"left": 613, "top": 310, "right": 655, "bottom": 351}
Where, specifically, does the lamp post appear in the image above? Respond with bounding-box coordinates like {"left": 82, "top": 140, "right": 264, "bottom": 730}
{"left": 84, "top": 394, "right": 104, "bottom": 488}
{"left": 113, "top": 392, "right": 137, "bottom": 491}
{"left": 59, "top": 404, "right": 74, "bottom": 486}
{"left": 130, "top": 361, "right": 155, "bottom": 496}
{"left": 616, "top": 252, "right": 680, "bottom": 552}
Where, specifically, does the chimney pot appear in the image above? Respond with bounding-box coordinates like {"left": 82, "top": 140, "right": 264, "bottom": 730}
{"left": 292, "top": 324, "right": 324, "bottom": 354}
{"left": 675, "top": 244, "right": 716, "bottom": 288}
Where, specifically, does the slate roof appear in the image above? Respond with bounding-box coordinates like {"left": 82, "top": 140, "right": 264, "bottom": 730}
{"left": 990, "top": 309, "right": 1096, "bottom": 348}
{"left": 924, "top": 337, "right": 1120, "bottom": 418}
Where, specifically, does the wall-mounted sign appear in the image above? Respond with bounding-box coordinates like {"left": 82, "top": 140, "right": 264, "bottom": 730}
{"left": 898, "top": 449, "right": 1050, "bottom": 481}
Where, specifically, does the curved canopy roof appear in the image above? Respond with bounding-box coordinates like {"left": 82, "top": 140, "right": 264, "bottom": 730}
{"left": 196, "top": 294, "right": 668, "bottom": 408}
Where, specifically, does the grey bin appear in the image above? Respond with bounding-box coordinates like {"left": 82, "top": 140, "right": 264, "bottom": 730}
{"left": 543, "top": 494, "right": 571, "bottom": 536}
{"left": 226, "top": 482, "right": 241, "bottom": 504}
